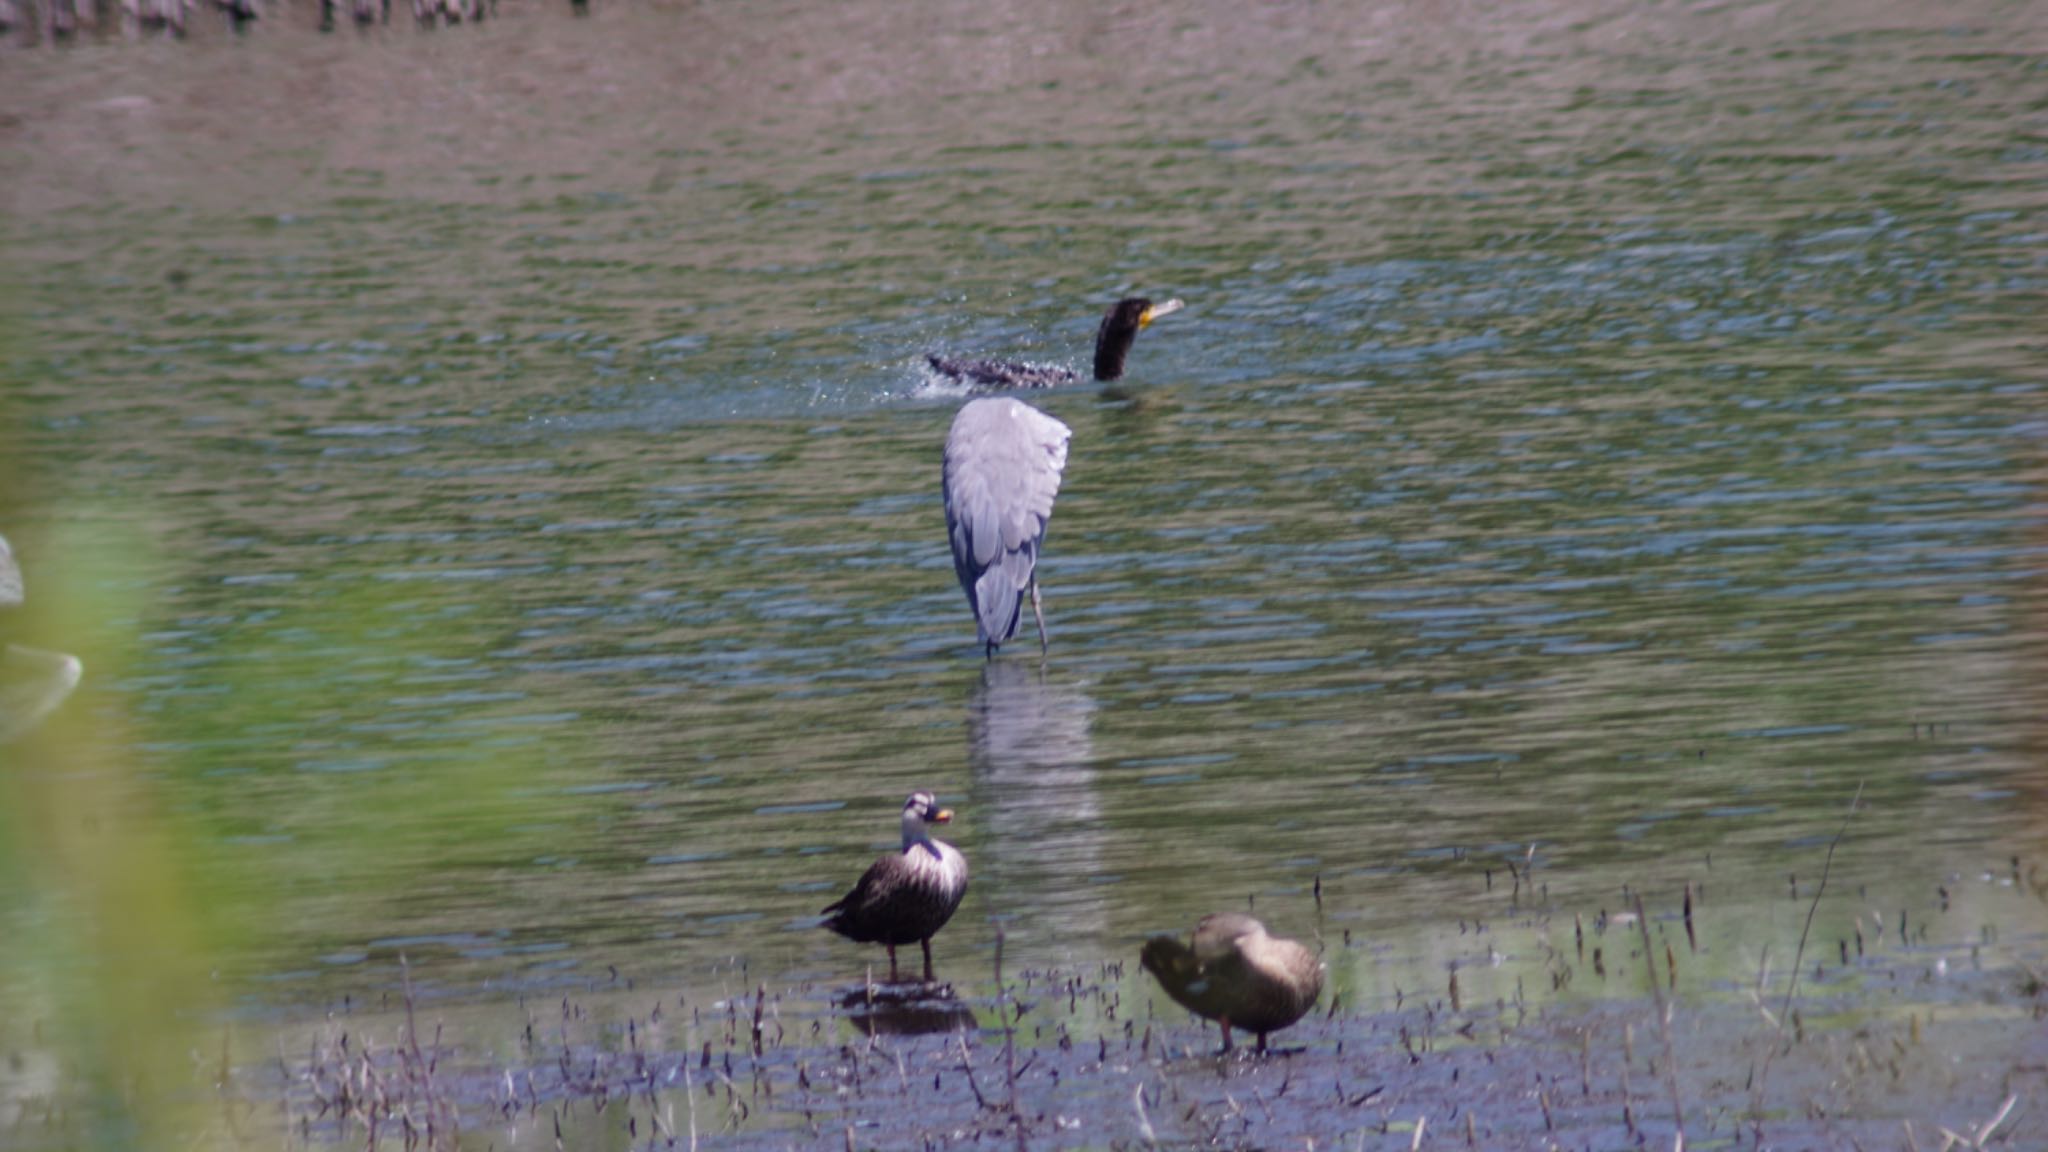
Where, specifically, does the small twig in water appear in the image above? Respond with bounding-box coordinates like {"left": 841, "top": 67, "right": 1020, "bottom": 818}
{"left": 995, "top": 927, "right": 1026, "bottom": 1152}
{"left": 1749, "top": 780, "right": 1863, "bottom": 1139}
{"left": 954, "top": 1034, "right": 989, "bottom": 1110}
{"left": 1682, "top": 881, "right": 1697, "bottom": 953}
{"left": 1633, "top": 891, "right": 1685, "bottom": 1151}
{"left": 1132, "top": 1082, "right": 1157, "bottom": 1147}
{"left": 1941, "top": 1093, "right": 2018, "bottom": 1149}
{"left": 682, "top": 1022, "right": 699, "bottom": 1152}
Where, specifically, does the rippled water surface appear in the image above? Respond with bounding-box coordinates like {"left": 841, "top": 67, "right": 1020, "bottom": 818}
{"left": 3, "top": 0, "right": 2045, "bottom": 1024}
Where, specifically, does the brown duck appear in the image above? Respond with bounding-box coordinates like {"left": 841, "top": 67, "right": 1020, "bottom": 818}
{"left": 821, "top": 792, "right": 969, "bottom": 984}
{"left": 1140, "top": 912, "right": 1325, "bottom": 1054}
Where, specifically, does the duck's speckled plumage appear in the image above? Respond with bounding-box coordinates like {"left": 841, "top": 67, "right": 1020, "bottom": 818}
{"left": 821, "top": 839, "right": 968, "bottom": 947}
{"left": 821, "top": 792, "right": 969, "bottom": 983}
{"left": 1141, "top": 912, "right": 1325, "bottom": 1053}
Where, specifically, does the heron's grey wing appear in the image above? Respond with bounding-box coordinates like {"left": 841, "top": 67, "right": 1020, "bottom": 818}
{"left": 941, "top": 398, "right": 1072, "bottom": 646}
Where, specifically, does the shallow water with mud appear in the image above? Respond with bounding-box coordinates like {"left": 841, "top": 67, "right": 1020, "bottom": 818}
{"left": 239, "top": 857, "right": 2046, "bottom": 1150}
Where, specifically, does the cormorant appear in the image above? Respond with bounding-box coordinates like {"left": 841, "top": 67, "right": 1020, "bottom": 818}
{"left": 927, "top": 296, "right": 1185, "bottom": 390}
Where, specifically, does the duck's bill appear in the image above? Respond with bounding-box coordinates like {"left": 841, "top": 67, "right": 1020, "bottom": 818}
{"left": 1139, "top": 298, "right": 1186, "bottom": 328}
{"left": 932, "top": 808, "right": 955, "bottom": 823}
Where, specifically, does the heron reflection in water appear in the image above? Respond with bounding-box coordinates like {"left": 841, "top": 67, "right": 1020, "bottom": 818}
{"left": 0, "top": 533, "right": 82, "bottom": 745}
{"left": 964, "top": 661, "right": 1108, "bottom": 946}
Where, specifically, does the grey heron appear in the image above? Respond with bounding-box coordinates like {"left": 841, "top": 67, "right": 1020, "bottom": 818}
{"left": 938, "top": 297, "right": 1184, "bottom": 657}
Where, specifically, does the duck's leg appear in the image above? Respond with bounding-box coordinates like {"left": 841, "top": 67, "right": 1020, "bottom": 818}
{"left": 921, "top": 938, "right": 936, "bottom": 983}
{"left": 1219, "top": 1017, "right": 1233, "bottom": 1053}
{"left": 885, "top": 945, "right": 899, "bottom": 984}
{"left": 1255, "top": 1031, "right": 1269, "bottom": 1056}
{"left": 1029, "top": 576, "right": 1049, "bottom": 655}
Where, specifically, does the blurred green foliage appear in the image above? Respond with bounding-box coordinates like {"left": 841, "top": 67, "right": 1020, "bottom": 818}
{"left": 1, "top": 327, "right": 553, "bottom": 1149}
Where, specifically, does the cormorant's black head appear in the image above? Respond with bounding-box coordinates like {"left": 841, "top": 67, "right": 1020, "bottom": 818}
{"left": 1092, "top": 296, "right": 1185, "bottom": 382}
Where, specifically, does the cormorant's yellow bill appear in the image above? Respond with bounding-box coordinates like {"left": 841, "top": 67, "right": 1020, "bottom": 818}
{"left": 1139, "top": 298, "right": 1186, "bottom": 329}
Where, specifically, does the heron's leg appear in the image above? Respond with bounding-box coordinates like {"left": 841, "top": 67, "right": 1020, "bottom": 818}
{"left": 886, "top": 945, "right": 899, "bottom": 984}
{"left": 1029, "top": 575, "right": 1049, "bottom": 654}
{"left": 921, "top": 938, "right": 935, "bottom": 983}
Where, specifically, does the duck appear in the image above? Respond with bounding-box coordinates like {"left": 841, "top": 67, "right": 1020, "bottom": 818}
{"left": 1140, "top": 912, "right": 1325, "bottom": 1054}
{"left": 936, "top": 297, "right": 1184, "bottom": 657}
{"left": 820, "top": 791, "right": 969, "bottom": 984}
{"left": 927, "top": 296, "right": 1185, "bottom": 391}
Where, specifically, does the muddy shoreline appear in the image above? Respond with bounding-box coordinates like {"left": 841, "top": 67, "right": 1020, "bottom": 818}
{"left": 3, "top": 856, "right": 2044, "bottom": 1149}
{"left": 223, "top": 872, "right": 2045, "bottom": 1151}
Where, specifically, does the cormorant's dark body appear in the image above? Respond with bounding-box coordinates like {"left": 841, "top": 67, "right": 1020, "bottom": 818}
{"left": 927, "top": 297, "right": 1181, "bottom": 392}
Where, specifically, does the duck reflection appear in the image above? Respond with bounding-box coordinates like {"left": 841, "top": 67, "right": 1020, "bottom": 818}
{"left": 964, "top": 661, "right": 1105, "bottom": 944}
{"left": 835, "top": 984, "right": 977, "bottom": 1037}
{"left": 0, "top": 533, "right": 82, "bottom": 746}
